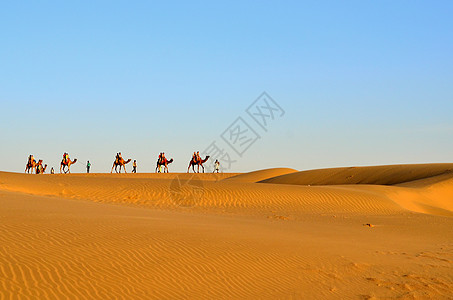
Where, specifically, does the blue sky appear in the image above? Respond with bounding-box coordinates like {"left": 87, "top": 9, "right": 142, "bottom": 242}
{"left": 1, "top": 1, "right": 452, "bottom": 173}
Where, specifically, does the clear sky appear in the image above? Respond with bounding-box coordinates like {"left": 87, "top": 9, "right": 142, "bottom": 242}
{"left": 1, "top": 1, "right": 452, "bottom": 173}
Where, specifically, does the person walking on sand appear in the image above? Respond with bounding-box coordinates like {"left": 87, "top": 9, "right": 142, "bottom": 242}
{"left": 51, "top": 167, "right": 55, "bottom": 174}
{"left": 132, "top": 160, "right": 137, "bottom": 173}
{"left": 213, "top": 159, "right": 220, "bottom": 173}
{"left": 87, "top": 161, "right": 91, "bottom": 173}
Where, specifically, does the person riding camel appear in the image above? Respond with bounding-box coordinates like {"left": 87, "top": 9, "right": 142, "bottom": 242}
{"left": 116, "top": 152, "right": 123, "bottom": 164}
{"left": 192, "top": 152, "right": 197, "bottom": 163}
{"left": 63, "top": 153, "right": 68, "bottom": 164}
{"left": 196, "top": 151, "right": 201, "bottom": 163}
{"left": 29, "top": 155, "right": 34, "bottom": 165}
{"left": 36, "top": 160, "right": 43, "bottom": 174}
{"left": 162, "top": 152, "right": 166, "bottom": 163}
{"left": 158, "top": 152, "right": 163, "bottom": 164}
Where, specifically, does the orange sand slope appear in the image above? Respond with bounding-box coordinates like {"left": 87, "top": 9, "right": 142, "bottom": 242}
{"left": 1, "top": 164, "right": 453, "bottom": 299}
{"left": 258, "top": 163, "right": 453, "bottom": 216}
{"left": 259, "top": 163, "right": 453, "bottom": 186}
{"left": 222, "top": 167, "right": 298, "bottom": 182}
{"left": 2, "top": 164, "right": 453, "bottom": 216}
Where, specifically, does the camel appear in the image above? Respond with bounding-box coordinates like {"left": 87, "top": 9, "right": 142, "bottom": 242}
{"left": 187, "top": 156, "right": 210, "bottom": 173}
{"left": 36, "top": 160, "right": 47, "bottom": 174}
{"left": 60, "top": 157, "right": 77, "bottom": 174}
{"left": 111, "top": 157, "right": 132, "bottom": 173}
{"left": 25, "top": 159, "right": 38, "bottom": 174}
{"left": 156, "top": 158, "right": 174, "bottom": 173}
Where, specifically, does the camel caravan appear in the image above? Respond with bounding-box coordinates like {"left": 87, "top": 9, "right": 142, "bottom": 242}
{"left": 25, "top": 155, "right": 47, "bottom": 174}
{"left": 25, "top": 150, "right": 214, "bottom": 174}
{"left": 24, "top": 152, "right": 77, "bottom": 175}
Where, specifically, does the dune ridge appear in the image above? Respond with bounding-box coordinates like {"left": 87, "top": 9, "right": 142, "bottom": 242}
{"left": 2, "top": 164, "right": 453, "bottom": 216}
{"left": 0, "top": 171, "right": 404, "bottom": 215}
{"left": 259, "top": 163, "right": 453, "bottom": 186}
{"left": 221, "top": 168, "right": 298, "bottom": 183}
{"left": 254, "top": 164, "right": 453, "bottom": 216}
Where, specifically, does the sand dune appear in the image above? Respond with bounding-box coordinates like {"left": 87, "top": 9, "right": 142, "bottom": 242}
{"left": 1, "top": 164, "right": 453, "bottom": 299}
{"left": 0, "top": 171, "right": 403, "bottom": 215}
{"left": 260, "top": 163, "right": 453, "bottom": 186}
{"left": 222, "top": 168, "right": 297, "bottom": 183}
{"left": 257, "top": 163, "right": 453, "bottom": 217}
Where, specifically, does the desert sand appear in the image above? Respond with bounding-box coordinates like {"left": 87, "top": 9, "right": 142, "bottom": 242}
{"left": 1, "top": 164, "right": 452, "bottom": 299}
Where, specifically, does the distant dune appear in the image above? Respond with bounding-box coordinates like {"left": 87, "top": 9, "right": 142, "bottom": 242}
{"left": 221, "top": 167, "right": 297, "bottom": 183}
{"left": 1, "top": 164, "right": 452, "bottom": 299}
{"left": 259, "top": 163, "right": 453, "bottom": 186}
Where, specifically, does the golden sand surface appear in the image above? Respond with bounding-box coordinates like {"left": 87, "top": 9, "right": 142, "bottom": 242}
{"left": 1, "top": 165, "right": 452, "bottom": 299}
